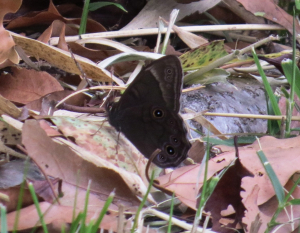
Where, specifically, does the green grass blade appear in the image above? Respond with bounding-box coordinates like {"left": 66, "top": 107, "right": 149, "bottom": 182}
{"left": 281, "top": 61, "right": 300, "bottom": 97}
{"left": 0, "top": 204, "right": 7, "bottom": 233}
{"left": 79, "top": 0, "right": 90, "bottom": 35}
{"left": 131, "top": 171, "right": 155, "bottom": 233}
{"left": 252, "top": 47, "right": 282, "bottom": 127}
{"left": 13, "top": 159, "right": 30, "bottom": 233}
{"left": 91, "top": 191, "right": 115, "bottom": 233}
{"left": 80, "top": 180, "right": 91, "bottom": 233}
{"left": 28, "top": 183, "right": 49, "bottom": 233}
{"left": 284, "top": 175, "right": 300, "bottom": 206}
{"left": 71, "top": 171, "right": 80, "bottom": 228}
{"left": 285, "top": 8, "right": 297, "bottom": 136}
{"left": 290, "top": 7, "right": 296, "bottom": 102}
{"left": 85, "top": 220, "right": 94, "bottom": 233}
{"left": 296, "top": 0, "right": 300, "bottom": 9}
{"left": 167, "top": 193, "right": 175, "bottom": 233}
{"left": 88, "top": 2, "right": 127, "bottom": 12}
{"left": 256, "top": 150, "right": 285, "bottom": 205}
{"left": 70, "top": 212, "right": 83, "bottom": 233}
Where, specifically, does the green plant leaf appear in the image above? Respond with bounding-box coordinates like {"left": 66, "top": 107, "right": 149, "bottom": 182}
{"left": 252, "top": 48, "right": 281, "bottom": 127}
{"left": 88, "top": 2, "right": 127, "bottom": 12}
{"left": 287, "top": 199, "right": 300, "bottom": 205}
{"left": 256, "top": 149, "right": 285, "bottom": 205}
{"left": 79, "top": 0, "right": 90, "bottom": 35}
{"left": 180, "top": 40, "right": 228, "bottom": 71}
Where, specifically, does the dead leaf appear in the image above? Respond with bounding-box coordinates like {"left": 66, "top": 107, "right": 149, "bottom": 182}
{"left": 0, "top": 94, "right": 21, "bottom": 118}
{"left": 237, "top": 0, "right": 300, "bottom": 34}
{"left": 26, "top": 90, "right": 89, "bottom": 113}
{"left": 121, "top": 0, "right": 221, "bottom": 30}
{"left": 50, "top": 116, "right": 149, "bottom": 175}
{"left": 0, "top": 120, "right": 22, "bottom": 145}
{"left": 6, "top": 0, "right": 106, "bottom": 34}
{"left": 0, "top": 0, "right": 20, "bottom": 65}
{"left": 203, "top": 156, "right": 253, "bottom": 232}
{"left": 0, "top": 67, "right": 63, "bottom": 105}
{"left": 11, "top": 33, "right": 113, "bottom": 82}
{"left": 22, "top": 119, "right": 142, "bottom": 207}
{"left": 156, "top": 151, "right": 236, "bottom": 209}
{"left": 3, "top": 202, "right": 120, "bottom": 231}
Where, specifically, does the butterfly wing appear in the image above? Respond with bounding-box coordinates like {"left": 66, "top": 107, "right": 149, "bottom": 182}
{"left": 108, "top": 55, "right": 191, "bottom": 167}
{"left": 114, "top": 55, "right": 182, "bottom": 112}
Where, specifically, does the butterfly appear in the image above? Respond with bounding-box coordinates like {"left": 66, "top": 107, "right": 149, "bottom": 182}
{"left": 107, "top": 55, "right": 191, "bottom": 168}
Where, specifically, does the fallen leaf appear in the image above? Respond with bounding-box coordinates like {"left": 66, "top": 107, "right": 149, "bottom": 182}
{"left": 0, "top": 0, "right": 20, "bottom": 66}
{"left": 50, "top": 116, "right": 149, "bottom": 175}
{"left": 237, "top": 0, "right": 300, "bottom": 34}
{"left": 0, "top": 67, "right": 63, "bottom": 105}
{"left": 11, "top": 33, "right": 113, "bottom": 82}
{"left": 22, "top": 119, "right": 145, "bottom": 207}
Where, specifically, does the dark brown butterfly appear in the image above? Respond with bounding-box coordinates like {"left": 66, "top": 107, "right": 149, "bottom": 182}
{"left": 107, "top": 55, "right": 191, "bottom": 168}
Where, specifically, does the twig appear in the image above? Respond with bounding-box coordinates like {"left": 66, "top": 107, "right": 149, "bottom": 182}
{"left": 202, "top": 112, "right": 300, "bottom": 121}
{"left": 49, "top": 24, "right": 284, "bottom": 45}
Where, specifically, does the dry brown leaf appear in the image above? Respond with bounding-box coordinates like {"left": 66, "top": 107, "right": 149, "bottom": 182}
{"left": 171, "top": 22, "right": 208, "bottom": 49}
{"left": 203, "top": 156, "right": 253, "bottom": 232}
{"left": 39, "top": 119, "right": 62, "bottom": 137}
{"left": 38, "top": 20, "right": 77, "bottom": 45}
{"left": 49, "top": 116, "right": 159, "bottom": 195}
{"left": 0, "top": 120, "right": 21, "bottom": 145}
{"left": 237, "top": 0, "right": 300, "bottom": 34}
{"left": 11, "top": 33, "right": 113, "bottom": 82}
{"left": 6, "top": 0, "right": 106, "bottom": 34}
{"left": 50, "top": 117, "right": 149, "bottom": 174}
{"left": 0, "top": 0, "right": 20, "bottom": 65}
{"left": 157, "top": 136, "right": 300, "bottom": 232}
{"left": 0, "top": 160, "right": 54, "bottom": 212}
{"left": 3, "top": 202, "right": 119, "bottom": 231}
{"left": 57, "top": 22, "right": 68, "bottom": 51}
{"left": 0, "top": 94, "right": 21, "bottom": 118}
{"left": 121, "top": 0, "right": 221, "bottom": 30}
{"left": 156, "top": 151, "right": 236, "bottom": 209}
{"left": 0, "top": 187, "right": 33, "bottom": 213}
{"left": 238, "top": 136, "right": 300, "bottom": 205}
{"left": 184, "top": 108, "right": 227, "bottom": 140}
{"left": 243, "top": 179, "right": 300, "bottom": 233}
{"left": 0, "top": 67, "right": 63, "bottom": 105}
{"left": 22, "top": 119, "right": 142, "bottom": 207}
{"left": 26, "top": 90, "right": 89, "bottom": 113}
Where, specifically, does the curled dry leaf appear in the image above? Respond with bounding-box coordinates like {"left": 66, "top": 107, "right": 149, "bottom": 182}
{"left": 171, "top": 21, "right": 208, "bottom": 49}
{"left": 0, "top": 0, "right": 21, "bottom": 65}
{"left": 38, "top": 20, "right": 78, "bottom": 44}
